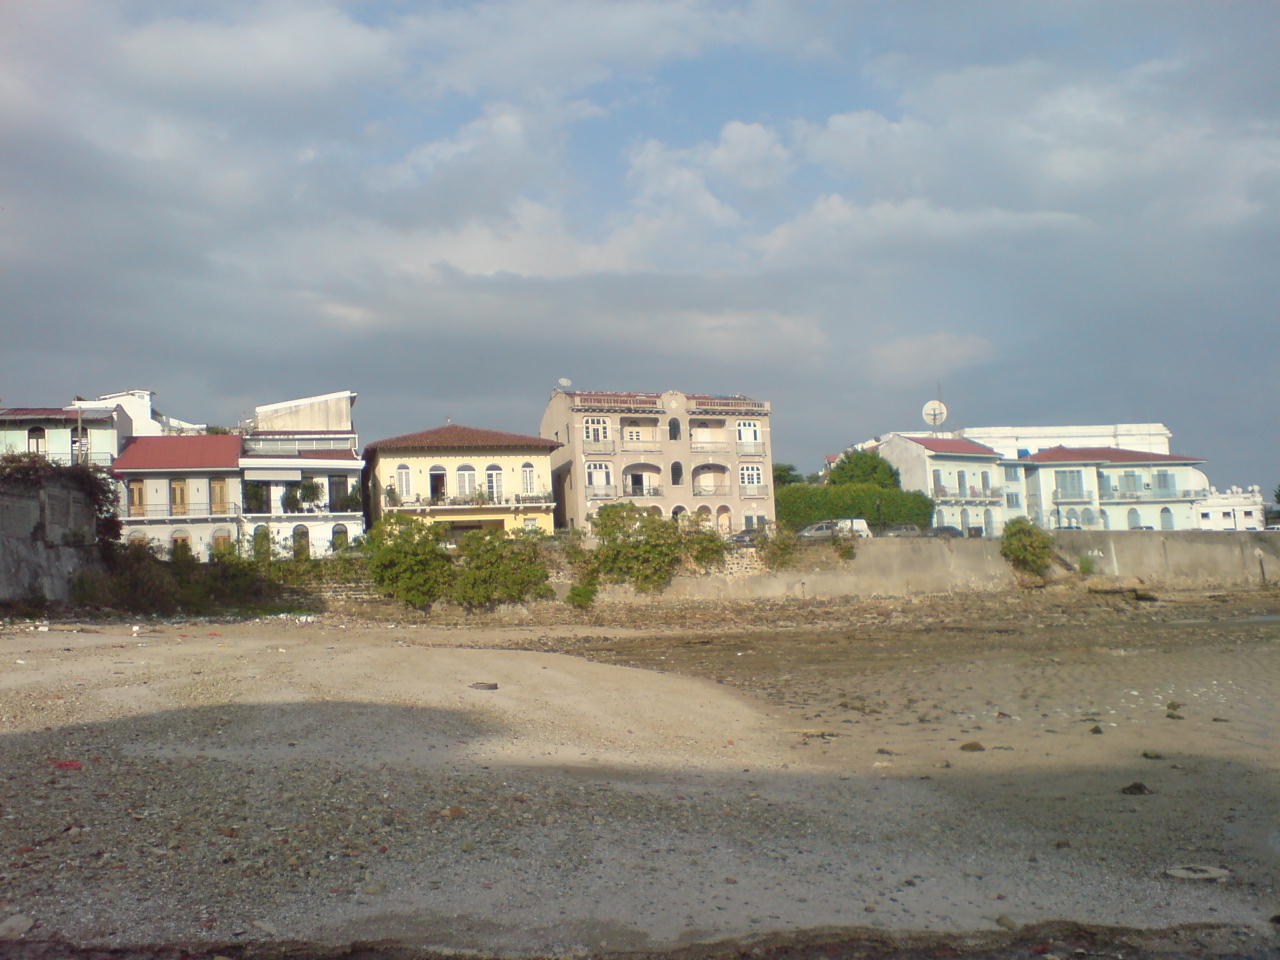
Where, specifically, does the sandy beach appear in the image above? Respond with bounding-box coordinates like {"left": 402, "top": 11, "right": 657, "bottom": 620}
{"left": 0, "top": 587, "right": 1277, "bottom": 957}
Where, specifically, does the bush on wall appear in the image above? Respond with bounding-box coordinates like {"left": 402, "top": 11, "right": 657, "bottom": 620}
{"left": 774, "top": 482, "right": 933, "bottom": 533}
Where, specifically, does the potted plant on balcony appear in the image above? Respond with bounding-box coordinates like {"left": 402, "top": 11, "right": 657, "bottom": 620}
{"left": 299, "top": 479, "right": 324, "bottom": 512}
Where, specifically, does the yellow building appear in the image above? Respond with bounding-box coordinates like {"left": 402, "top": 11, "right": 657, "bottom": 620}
{"left": 363, "top": 424, "right": 559, "bottom": 536}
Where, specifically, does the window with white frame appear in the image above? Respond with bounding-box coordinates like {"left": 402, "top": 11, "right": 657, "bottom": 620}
{"left": 396, "top": 464, "right": 411, "bottom": 499}
{"left": 736, "top": 420, "right": 760, "bottom": 443}
{"left": 485, "top": 465, "right": 503, "bottom": 501}
{"left": 740, "top": 464, "right": 763, "bottom": 488}
{"left": 1003, "top": 465, "right": 1020, "bottom": 482}
{"left": 583, "top": 417, "right": 609, "bottom": 442}
{"left": 585, "top": 462, "right": 611, "bottom": 488}
{"left": 521, "top": 462, "right": 536, "bottom": 495}
{"left": 1006, "top": 492, "right": 1021, "bottom": 508}
{"left": 456, "top": 464, "right": 476, "bottom": 496}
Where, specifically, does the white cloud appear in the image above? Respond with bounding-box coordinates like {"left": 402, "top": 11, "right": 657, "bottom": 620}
{"left": 707, "top": 121, "right": 792, "bottom": 190}
{"left": 866, "top": 333, "right": 993, "bottom": 385}
{"left": 627, "top": 139, "right": 741, "bottom": 227}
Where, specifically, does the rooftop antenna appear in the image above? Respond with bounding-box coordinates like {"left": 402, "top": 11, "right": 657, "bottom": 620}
{"left": 921, "top": 383, "right": 948, "bottom": 437}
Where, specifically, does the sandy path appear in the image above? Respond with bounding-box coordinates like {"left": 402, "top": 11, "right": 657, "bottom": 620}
{"left": 0, "top": 602, "right": 1277, "bottom": 956}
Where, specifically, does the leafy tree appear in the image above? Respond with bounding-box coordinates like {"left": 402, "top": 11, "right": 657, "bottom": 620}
{"left": 450, "top": 529, "right": 553, "bottom": 611}
{"left": 772, "top": 463, "right": 803, "bottom": 488}
{"left": 583, "top": 502, "right": 724, "bottom": 595}
{"left": 826, "top": 450, "right": 900, "bottom": 489}
{"left": 0, "top": 451, "right": 120, "bottom": 545}
{"left": 1000, "top": 517, "right": 1055, "bottom": 577}
{"left": 1274, "top": 482, "right": 1280, "bottom": 505}
{"left": 775, "top": 482, "right": 932, "bottom": 532}
{"left": 363, "top": 514, "right": 454, "bottom": 609}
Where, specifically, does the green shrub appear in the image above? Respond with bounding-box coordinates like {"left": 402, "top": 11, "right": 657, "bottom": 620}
{"left": 565, "top": 576, "right": 598, "bottom": 609}
{"left": 450, "top": 529, "right": 553, "bottom": 611}
{"left": 363, "top": 514, "right": 453, "bottom": 609}
{"left": 774, "top": 482, "right": 932, "bottom": 533}
{"left": 832, "top": 535, "right": 857, "bottom": 561}
{"left": 1000, "top": 517, "right": 1055, "bottom": 576}
{"left": 1078, "top": 554, "right": 1096, "bottom": 577}
{"left": 590, "top": 503, "right": 685, "bottom": 593}
{"left": 759, "top": 527, "right": 799, "bottom": 570}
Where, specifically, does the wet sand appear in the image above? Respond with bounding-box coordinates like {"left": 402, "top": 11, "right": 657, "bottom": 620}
{"left": 0, "top": 587, "right": 1277, "bottom": 957}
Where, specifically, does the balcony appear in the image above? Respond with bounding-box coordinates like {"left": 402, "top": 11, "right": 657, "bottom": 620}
{"left": 388, "top": 492, "right": 556, "bottom": 510}
{"left": 932, "top": 485, "right": 1003, "bottom": 502}
{"left": 621, "top": 484, "right": 663, "bottom": 498}
{"left": 735, "top": 441, "right": 765, "bottom": 456}
{"left": 586, "top": 484, "right": 617, "bottom": 500}
{"left": 740, "top": 484, "right": 769, "bottom": 499}
{"left": 126, "top": 501, "right": 241, "bottom": 520}
{"left": 582, "top": 440, "right": 615, "bottom": 455}
{"left": 1099, "top": 487, "right": 1208, "bottom": 503}
{"left": 690, "top": 440, "right": 731, "bottom": 453}
{"left": 1051, "top": 488, "right": 1094, "bottom": 504}
{"left": 621, "top": 438, "right": 662, "bottom": 452}
{"left": 692, "top": 485, "right": 729, "bottom": 497}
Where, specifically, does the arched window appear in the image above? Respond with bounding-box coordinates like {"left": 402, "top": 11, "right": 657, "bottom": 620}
{"left": 331, "top": 523, "right": 349, "bottom": 550}
{"left": 957, "top": 470, "right": 968, "bottom": 496}
{"left": 1065, "top": 508, "right": 1080, "bottom": 529}
{"left": 983, "top": 509, "right": 994, "bottom": 538}
{"left": 211, "top": 528, "right": 233, "bottom": 555}
{"left": 981, "top": 471, "right": 991, "bottom": 493}
{"left": 672, "top": 505, "right": 687, "bottom": 520}
{"left": 1159, "top": 506, "right": 1174, "bottom": 531}
{"left": 1127, "top": 507, "right": 1142, "bottom": 530}
{"left": 456, "top": 464, "right": 476, "bottom": 496}
{"left": 585, "top": 462, "right": 611, "bottom": 495}
{"left": 1100, "top": 509, "right": 1110, "bottom": 530}
{"left": 292, "top": 524, "right": 310, "bottom": 560}
{"left": 170, "top": 529, "right": 191, "bottom": 558}
{"left": 936, "top": 509, "right": 945, "bottom": 527}
{"left": 521, "top": 462, "right": 536, "bottom": 496}
{"left": 670, "top": 461, "right": 683, "bottom": 486}
{"left": 668, "top": 418, "right": 681, "bottom": 441}
{"left": 485, "top": 464, "right": 503, "bottom": 502}
{"left": 1081, "top": 508, "right": 1095, "bottom": 527}
{"left": 127, "top": 530, "right": 148, "bottom": 548}
{"left": 396, "top": 464, "right": 411, "bottom": 499}
{"left": 27, "top": 426, "right": 45, "bottom": 454}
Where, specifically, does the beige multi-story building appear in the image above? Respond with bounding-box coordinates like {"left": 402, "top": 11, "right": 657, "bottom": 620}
{"left": 539, "top": 388, "right": 774, "bottom": 535}
{"left": 363, "top": 424, "right": 559, "bottom": 537}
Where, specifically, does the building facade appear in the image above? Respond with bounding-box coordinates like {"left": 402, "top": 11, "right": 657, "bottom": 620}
{"left": 113, "top": 392, "right": 365, "bottom": 558}
{"left": 363, "top": 424, "right": 558, "bottom": 537}
{"left": 874, "top": 434, "right": 1006, "bottom": 537}
{"left": 539, "top": 389, "right": 775, "bottom": 535}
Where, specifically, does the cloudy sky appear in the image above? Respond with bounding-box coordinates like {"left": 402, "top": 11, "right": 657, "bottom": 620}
{"left": 3, "top": 1, "right": 1277, "bottom": 489}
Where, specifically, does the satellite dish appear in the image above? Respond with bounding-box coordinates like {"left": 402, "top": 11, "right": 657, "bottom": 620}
{"left": 922, "top": 400, "right": 948, "bottom": 428}
{"left": 557, "top": 377, "right": 572, "bottom": 388}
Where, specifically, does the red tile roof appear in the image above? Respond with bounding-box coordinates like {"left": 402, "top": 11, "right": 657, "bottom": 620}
{"left": 907, "top": 436, "right": 1000, "bottom": 456}
{"left": 365, "top": 424, "right": 559, "bottom": 454}
{"left": 112, "top": 435, "right": 242, "bottom": 471}
{"left": 1024, "top": 446, "right": 1204, "bottom": 464}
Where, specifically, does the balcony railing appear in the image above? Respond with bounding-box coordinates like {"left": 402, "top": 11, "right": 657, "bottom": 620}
{"left": 621, "top": 439, "right": 662, "bottom": 452}
{"left": 735, "top": 441, "right": 765, "bottom": 456}
{"left": 586, "top": 484, "right": 616, "bottom": 500}
{"left": 388, "top": 492, "right": 555, "bottom": 509}
{"left": 932, "top": 485, "right": 1003, "bottom": 501}
{"left": 1099, "top": 487, "right": 1208, "bottom": 502}
{"left": 1051, "top": 489, "right": 1094, "bottom": 503}
{"left": 690, "top": 440, "right": 730, "bottom": 453}
{"left": 740, "top": 484, "right": 769, "bottom": 498}
{"left": 621, "top": 484, "right": 663, "bottom": 498}
{"left": 692, "top": 485, "right": 729, "bottom": 497}
{"left": 582, "top": 440, "right": 615, "bottom": 455}
{"left": 127, "top": 501, "right": 241, "bottom": 519}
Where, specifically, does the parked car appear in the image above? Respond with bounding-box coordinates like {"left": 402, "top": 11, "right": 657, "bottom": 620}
{"left": 797, "top": 518, "right": 872, "bottom": 540}
{"left": 726, "top": 527, "right": 765, "bottom": 545}
{"left": 927, "top": 525, "right": 964, "bottom": 538}
{"left": 883, "top": 524, "right": 922, "bottom": 538}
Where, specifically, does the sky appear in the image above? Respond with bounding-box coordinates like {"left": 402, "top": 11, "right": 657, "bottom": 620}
{"left": 2, "top": 1, "right": 1277, "bottom": 490}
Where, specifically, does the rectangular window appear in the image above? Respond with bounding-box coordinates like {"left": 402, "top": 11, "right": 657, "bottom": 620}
{"left": 210, "top": 478, "right": 228, "bottom": 514}
{"left": 522, "top": 465, "right": 536, "bottom": 495}
{"left": 740, "top": 464, "right": 763, "bottom": 486}
{"left": 128, "top": 479, "right": 145, "bottom": 517}
{"left": 486, "top": 469, "right": 503, "bottom": 502}
{"left": 523, "top": 518, "right": 539, "bottom": 531}
{"left": 1006, "top": 492, "right": 1021, "bottom": 508}
{"left": 1154, "top": 470, "right": 1175, "bottom": 494}
{"left": 736, "top": 420, "right": 760, "bottom": 442}
{"left": 583, "top": 417, "right": 609, "bottom": 442}
{"left": 456, "top": 469, "right": 475, "bottom": 497}
{"left": 1201, "top": 512, "right": 1210, "bottom": 519}
{"left": 1003, "top": 465, "right": 1020, "bottom": 482}
{"left": 169, "top": 479, "right": 188, "bottom": 516}
{"left": 1054, "top": 470, "right": 1084, "bottom": 498}
{"left": 625, "top": 427, "right": 641, "bottom": 442}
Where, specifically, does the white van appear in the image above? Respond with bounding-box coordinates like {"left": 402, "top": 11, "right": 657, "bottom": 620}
{"left": 835, "top": 517, "right": 874, "bottom": 538}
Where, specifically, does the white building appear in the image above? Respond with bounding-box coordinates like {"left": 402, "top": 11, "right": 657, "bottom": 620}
{"left": 114, "top": 392, "right": 365, "bottom": 558}
{"left": 1194, "top": 486, "right": 1268, "bottom": 532}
